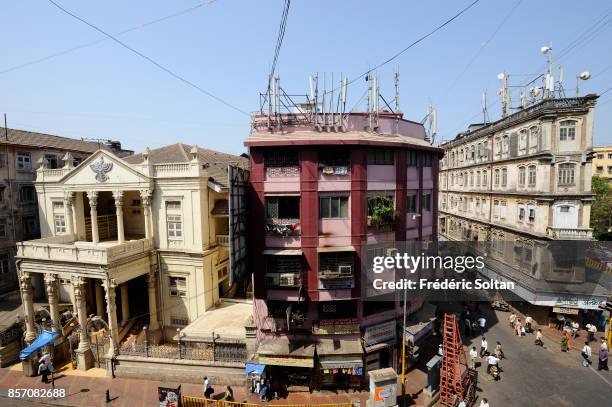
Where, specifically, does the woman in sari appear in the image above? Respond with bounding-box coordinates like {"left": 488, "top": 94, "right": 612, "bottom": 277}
{"left": 515, "top": 318, "right": 522, "bottom": 336}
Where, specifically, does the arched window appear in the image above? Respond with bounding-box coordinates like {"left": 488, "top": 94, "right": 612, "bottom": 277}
{"left": 529, "top": 126, "right": 539, "bottom": 151}
{"left": 528, "top": 165, "right": 537, "bottom": 187}
{"left": 482, "top": 170, "right": 488, "bottom": 186}
{"left": 501, "top": 168, "right": 508, "bottom": 187}
{"left": 519, "top": 130, "right": 527, "bottom": 151}
{"left": 518, "top": 166, "right": 526, "bottom": 187}
{"left": 558, "top": 163, "right": 576, "bottom": 185}
{"left": 502, "top": 135, "right": 509, "bottom": 154}
{"left": 494, "top": 169, "right": 500, "bottom": 186}
{"left": 559, "top": 120, "right": 577, "bottom": 141}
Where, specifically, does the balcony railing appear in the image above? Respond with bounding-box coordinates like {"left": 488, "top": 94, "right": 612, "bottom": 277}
{"left": 16, "top": 236, "right": 154, "bottom": 265}
{"left": 265, "top": 219, "right": 300, "bottom": 236}
{"left": 546, "top": 227, "right": 593, "bottom": 240}
{"left": 216, "top": 234, "right": 229, "bottom": 247}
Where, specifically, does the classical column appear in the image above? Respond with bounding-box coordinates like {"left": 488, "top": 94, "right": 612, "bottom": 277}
{"left": 113, "top": 191, "right": 125, "bottom": 243}
{"left": 44, "top": 274, "right": 60, "bottom": 332}
{"left": 147, "top": 271, "right": 159, "bottom": 330}
{"left": 120, "top": 283, "right": 130, "bottom": 323}
{"left": 102, "top": 279, "right": 119, "bottom": 357}
{"left": 19, "top": 270, "right": 37, "bottom": 343}
{"left": 87, "top": 191, "right": 99, "bottom": 244}
{"left": 72, "top": 277, "right": 94, "bottom": 370}
{"left": 95, "top": 280, "right": 105, "bottom": 318}
{"left": 140, "top": 190, "right": 153, "bottom": 239}
{"left": 63, "top": 192, "right": 75, "bottom": 237}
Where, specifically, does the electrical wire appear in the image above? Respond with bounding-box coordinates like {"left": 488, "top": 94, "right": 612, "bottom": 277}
{"left": 1, "top": 1, "right": 218, "bottom": 76}
{"left": 46, "top": 0, "right": 249, "bottom": 116}
{"left": 269, "top": 0, "right": 291, "bottom": 80}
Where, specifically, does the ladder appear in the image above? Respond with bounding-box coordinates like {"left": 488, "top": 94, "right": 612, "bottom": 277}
{"left": 439, "top": 313, "right": 474, "bottom": 406}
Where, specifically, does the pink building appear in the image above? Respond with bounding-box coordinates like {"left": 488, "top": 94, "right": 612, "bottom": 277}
{"left": 244, "top": 109, "right": 442, "bottom": 389}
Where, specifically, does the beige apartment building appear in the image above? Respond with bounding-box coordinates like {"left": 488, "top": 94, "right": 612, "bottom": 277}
{"left": 438, "top": 95, "right": 609, "bottom": 321}
{"left": 592, "top": 146, "right": 612, "bottom": 182}
{"left": 0, "top": 129, "right": 130, "bottom": 294}
{"left": 15, "top": 144, "right": 247, "bottom": 370}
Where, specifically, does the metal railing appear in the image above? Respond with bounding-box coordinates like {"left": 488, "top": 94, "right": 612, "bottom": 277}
{"left": 0, "top": 325, "right": 23, "bottom": 347}
{"left": 182, "top": 398, "right": 352, "bottom": 407}
{"left": 118, "top": 340, "right": 246, "bottom": 363}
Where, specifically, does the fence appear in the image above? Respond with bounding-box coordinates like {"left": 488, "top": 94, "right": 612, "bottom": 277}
{"left": 0, "top": 325, "right": 22, "bottom": 347}
{"left": 181, "top": 398, "right": 352, "bottom": 407}
{"left": 118, "top": 339, "right": 246, "bottom": 363}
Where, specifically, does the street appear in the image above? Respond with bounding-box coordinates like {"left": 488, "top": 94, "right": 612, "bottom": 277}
{"left": 467, "top": 308, "right": 611, "bottom": 407}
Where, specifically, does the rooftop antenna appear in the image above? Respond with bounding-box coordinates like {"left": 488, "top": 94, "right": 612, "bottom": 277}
{"left": 497, "top": 72, "right": 510, "bottom": 118}
{"left": 309, "top": 74, "right": 319, "bottom": 127}
{"left": 519, "top": 88, "right": 526, "bottom": 109}
{"left": 340, "top": 74, "right": 348, "bottom": 130}
{"left": 482, "top": 91, "right": 490, "bottom": 124}
{"left": 322, "top": 73, "right": 327, "bottom": 130}
{"left": 541, "top": 44, "right": 554, "bottom": 99}
{"left": 330, "top": 72, "right": 334, "bottom": 130}
{"left": 394, "top": 66, "right": 401, "bottom": 113}
{"left": 558, "top": 65, "right": 566, "bottom": 97}
{"left": 367, "top": 73, "right": 373, "bottom": 130}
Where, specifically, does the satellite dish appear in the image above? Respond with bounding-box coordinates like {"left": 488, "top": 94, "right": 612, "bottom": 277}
{"left": 497, "top": 73, "right": 505, "bottom": 80}
{"left": 579, "top": 71, "right": 591, "bottom": 80}
{"left": 541, "top": 46, "right": 551, "bottom": 54}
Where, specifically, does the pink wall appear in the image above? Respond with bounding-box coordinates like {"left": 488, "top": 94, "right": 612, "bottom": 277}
{"left": 422, "top": 167, "right": 434, "bottom": 189}
{"left": 406, "top": 167, "right": 419, "bottom": 189}
{"left": 264, "top": 177, "right": 300, "bottom": 192}
{"left": 367, "top": 165, "right": 396, "bottom": 190}
{"left": 265, "top": 235, "right": 301, "bottom": 247}
{"left": 318, "top": 289, "right": 353, "bottom": 301}
{"left": 267, "top": 290, "right": 303, "bottom": 301}
{"left": 318, "top": 175, "right": 351, "bottom": 191}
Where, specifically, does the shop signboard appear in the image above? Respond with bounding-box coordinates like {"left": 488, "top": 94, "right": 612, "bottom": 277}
{"left": 257, "top": 356, "right": 314, "bottom": 368}
{"left": 313, "top": 318, "right": 360, "bottom": 335}
{"left": 552, "top": 306, "right": 580, "bottom": 315}
{"left": 363, "top": 320, "right": 396, "bottom": 347}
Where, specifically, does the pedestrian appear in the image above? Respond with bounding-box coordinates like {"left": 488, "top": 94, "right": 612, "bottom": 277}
{"left": 478, "top": 315, "right": 487, "bottom": 336}
{"left": 561, "top": 331, "right": 569, "bottom": 352}
{"left": 259, "top": 382, "right": 268, "bottom": 401}
{"left": 38, "top": 361, "right": 49, "bottom": 383}
{"left": 582, "top": 341, "right": 592, "bottom": 367}
{"left": 587, "top": 323, "right": 597, "bottom": 342}
{"left": 479, "top": 398, "right": 490, "bottom": 407}
{"left": 525, "top": 315, "right": 533, "bottom": 333}
{"left": 486, "top": 354, "right": 499, "bottom": 374}
{"left": 598, "top": 347, "right": 609, "bottom": 371}
{"left": 535, "top": 329, "right": 544, "bottom": 347}
{"left": 600, "top": 337, "right": 608, "bottom": 352}
{"left": 509, "top": 312, "right": 516, "bottom": 329}
{"left": 556, "top": 314, "right": 565, "bottom": 331}
{"left": 480, "top": 336, "right": 488, "bottom": 358}
{"left": 515, "top": 318, "right": 523, "bottom": 336}
{"left": 495, "top": 341, "right": 504, "bottom": 359}
{"left": 464, "top": 317, "right": 472, "bottom": 337}
{"left": 570, "top": 321, "right": 580, "bottom": 339}
{"left": 224, "top": 386, "right": 234, "bottom": 401}
{"left": 255, "top": 378, "right": 262, "bottom": 395}
{"left": 203, "top": 376, "right": 214, "bottom": 398}
{"left": 469, "top": 346, "right": 478, "bottom": 369}
{"left": 457, "top": 397, "right": 467, "bottom": 407}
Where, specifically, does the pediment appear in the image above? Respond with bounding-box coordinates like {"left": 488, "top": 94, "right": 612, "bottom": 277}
{"left": 61, "top": 150, "right": 151, "bottom": 189}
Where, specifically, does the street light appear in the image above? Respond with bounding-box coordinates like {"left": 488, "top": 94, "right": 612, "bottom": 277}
{"left": 576, "top": 71, "right": 591, "bottom": 97}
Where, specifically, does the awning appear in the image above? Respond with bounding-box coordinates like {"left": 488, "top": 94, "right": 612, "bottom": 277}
{"left": 257, "top": 340, "right": 315, "bottom": 368}
{"left": 316, "top": 339, "right": 363, "bottom": 355}
{"left": 320, "top": 358, "right": 363, "bottom": 369}
{"left": 262, "top": 249, "right": 303, "bottom": 256}
{"left": 19, "top": 330, "right": 59, "bottom": 360}
{"left": 244, "top": 363, "right": 266, "bottom": 376}
{"left": 317, "top": 246, "right": 356, "bottom": 253}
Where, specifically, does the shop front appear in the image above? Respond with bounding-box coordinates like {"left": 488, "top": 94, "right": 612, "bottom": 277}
{"left": 363, "top": 320, "right": 397, "bottom": 375}
{"left": 316, "top": 339, "right": 364, "bottom": 390}
{"left": 256, "top": 340, "right": 315, "bottom": 392}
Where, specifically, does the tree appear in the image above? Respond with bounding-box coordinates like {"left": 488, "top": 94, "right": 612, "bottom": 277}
{"left": 590, "top": 176, "right": 612, "bottom": 240}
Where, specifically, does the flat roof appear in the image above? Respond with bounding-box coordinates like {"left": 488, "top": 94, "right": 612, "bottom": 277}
{"left": 180, "top": 300, "right": 252, "bottom": 340}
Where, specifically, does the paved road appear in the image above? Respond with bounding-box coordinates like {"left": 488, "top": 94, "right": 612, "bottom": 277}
{"left": 467, "top": 308, "right": 611, "bottom": 407}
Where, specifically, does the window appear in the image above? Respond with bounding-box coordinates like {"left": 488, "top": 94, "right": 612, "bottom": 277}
{"left": 519, "top": 130, "right": 527, "bottom": 151}
{"left": 16, "top": 152, "right": 32, "bottom": 171}
{"left": 469, "top": 171, "right": 474, "bottom": 187}
{"left": 166, "top": 201, "right": 181, "bottom": 210}
{"left": 22, "top": 216, "right": 37, "bottom": 239}
{"left": 53, "top": 201, "right": 64, "bottom": 210}
{"left": 407, "top": 150, "right": 418, "bottom": 166}
{"left": 518, "top": 167, "right": 526, "bottom": 187}
{"left": 167, "top": 215, "right": 183, "bottom": 238}
{"left": 608, "top": 166, "right": 612, "bottom": 174}
{"left": 528, "top": 165, "right": 537, "bottom": 187}
{"left": 169, "top": 276, "right": 187, "bottom": 297}
{"left": 482, "top": 170, "right": 488, "bottom": 186}
{"left": 501, "top": 168, "right": 507, "bottom": 187}
{"left": 495, "top": 138, "right": 501, "bottom": 156}
{"left": 518, "top": 206, "right": 525, "bottom": 221}
{"left": 0, "top": 218, "right": 7, "bottom": 238}
{"left": 559, "top": 120, "right": 576, "bottom": 141}
{"left": 500, "top": 201, "right": 507, "bottom": 219}
{"left": 319, "top": 196, "right": 349, "bottom": 218}
{"left": 170, "top": 317, "right": 188, "bottom": 326}
{"left": 529, "top": 127, "right": 539, "bottom": 151}
{"left": 494, "top": 169, "right": 500, "bottom": 186}
{"left": 558, "top": 163, "right": 575, "bottom": 186}
{"left": 54, "top": 214, "right": 66, "bottom": 234}
{"left": 266, "top": 196, "right": 300, "bottom": 219}
{"left": 423, "top": 152, "right": 432, "bottom": 167}
{"left": 406, "top": 194, "right": 417, "bottom": 213}
{"left": 264, "top": 151, "right": 299, "bottom": 167}
{"left": 0, "top": 254, "right": 9, "bottom": 274}
{"left": 528, "top": 207, "right": 536, "bottom": 222}
{"left": 493, "top": 200, "right": 500, "bottom": 218}
{"left": 476, "top": 171, "right": 481, "bottom": 186}
{"left": 560, "top": 205, "right": 570, "bottom": 213}
{"left": 19, "top": 186, "right": 36, "bottom": 203}
{"left": 608, "top": 153, "right": 612, "bottom": 159}
{"left": 44, "top": 154, "right": 59, "bottom": 169}
{"left": 502, "top": 135, "right": 509, "bottom": 154}
{"left": 596, "top": 166, "right": 604, "bottom": 173}
{"left": 422, "top": 192, "right": 431, "bottom": 212}
{"left": 367, "top": 149, "right": 394, "bottom": 165}
{"left": 470, "top": 146, "right": 475, "bottom": 160}
{"left": 597, "top": 154, "right": 604, "bottom": 160}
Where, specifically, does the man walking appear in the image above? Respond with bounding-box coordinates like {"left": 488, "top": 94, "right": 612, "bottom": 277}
{"left": 582, "top": 342, "right": 592, "bottom": 367}
{"left": 486, "top": 354, "right": 499, "bottom": 374}
{"left": 480, "top": 336, "right": 488, "bottom": 358}
{"left": 598, "top": 346, "right": 609, "bottom": 371}
{"left": 509, "top": 312, "right": 516, "bottom": 329}
{"left": 203, "top": 376, "right": 214, "bottom": 398}
{"left": 469, "top": 346, "right": 478, "bottom": 369}
{"left": 524, "top": 315, "right": 533, "bottom": 333}
{"left": 478, "top": 315, "right": 487, "bottom": 336}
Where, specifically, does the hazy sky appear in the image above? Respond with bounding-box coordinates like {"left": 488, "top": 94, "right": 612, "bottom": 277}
{"left": 1, "top": 0, "right": 611, "bottom": 155}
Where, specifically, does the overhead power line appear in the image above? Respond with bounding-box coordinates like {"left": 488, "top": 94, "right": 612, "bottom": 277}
{"left": 46, "top": 0, "right": 249, "bottom": 116}
{"left": 327, "top": 0, "right": 481, "bottom": 95}
{"left": 269, "top": 0, "right": 291, "bottom": 80}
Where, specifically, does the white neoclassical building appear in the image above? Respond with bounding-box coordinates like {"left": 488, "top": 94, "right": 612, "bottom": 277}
{"left": 15, "top": 144, "right": 247, "bottom": 370}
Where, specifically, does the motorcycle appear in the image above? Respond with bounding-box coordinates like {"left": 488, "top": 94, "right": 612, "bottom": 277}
{"left": 489, "top": 365, "right": 500, "bottom": 381}
{"left": 491, "top": 300, "right": 509, "bottom": 312}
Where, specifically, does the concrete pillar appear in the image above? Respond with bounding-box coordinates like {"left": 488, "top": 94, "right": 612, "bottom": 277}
{"left": 19, "top": 271, "right": 37, "bottom": 343}
{"left": 113, "top": 191, "right": 125, "bottom": 243}
{"left": 64, "top": 192, "right": 75, "bottom": 237}
{"left": 44, "top": 274, "right": 60, "bottom": 333}
{"left": 120, "top": 283, "right": 130, "bottom": 323}
{"left": 140, "top": 190, "right": 153, "bottom": 240}
{"left": 87, "top": 191, "right": 99, "bottom": 244}
{"left": 147, "top": 271, "right": 158, "bottom": 330}
{"left": 95, "top": 280, "right": 105, "bottom": 318}
{"left": 72, "top": 277, "right": 93, "bottom": 370}
{"left": 102, "top": 279, "right": 119, "bottom": 357}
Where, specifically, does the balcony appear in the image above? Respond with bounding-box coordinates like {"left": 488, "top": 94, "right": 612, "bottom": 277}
{"left": 546, "top": 227, "right": 593, "bottom": 240}
{"left": 265, "top": 272, "right": 302, "bottom": 289}
{"left": 216, "top": 234, "right": 230, "bottom": 247}
{"left": 16, "top": 235, "right": 154, "bottom": 265}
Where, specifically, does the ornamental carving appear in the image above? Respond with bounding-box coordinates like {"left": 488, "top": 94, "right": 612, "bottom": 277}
{"left": 90, "top": 156, "right": 113, "bottom": 182}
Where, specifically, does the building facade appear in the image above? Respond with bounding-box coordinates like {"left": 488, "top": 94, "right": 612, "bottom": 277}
{"left": 592, "top": 146, "right": 612, "bottom": 183}
{"left": 438, "top": 95, "right": 608, "bottom": 321}
{"left": 0, "top": 129, "right": 129, "bottom": 294}
{"left": 15, "top": 143, "right": 246, "bottom": 370}
{"left": 245, "top": 109, "right": 442, "bottom": 388}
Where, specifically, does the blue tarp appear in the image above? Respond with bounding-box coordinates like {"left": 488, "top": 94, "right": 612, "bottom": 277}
{"left": 244, "top": 363, "right": 266, "bottom": 376}
{"left": 19, "top": 330, "right": 59, "bottom": 360}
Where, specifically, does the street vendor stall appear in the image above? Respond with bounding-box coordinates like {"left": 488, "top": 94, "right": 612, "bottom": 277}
{"left": 316, "top": 339, "right": 364, "bottom": 390}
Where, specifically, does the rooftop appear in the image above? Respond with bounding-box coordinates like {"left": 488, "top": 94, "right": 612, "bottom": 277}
{"left": 179, "top": 299, "right": 252, "bottom": 341}
{"left": 0, "top": 128, "right": 110, "bottom": 153}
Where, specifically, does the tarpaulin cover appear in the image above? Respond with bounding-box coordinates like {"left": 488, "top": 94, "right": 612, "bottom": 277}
{"left": 244, "top": 363, "right": 266, "bottom": 376}
{"left": 19, "top": 330, "right": 58, "bottom": 360}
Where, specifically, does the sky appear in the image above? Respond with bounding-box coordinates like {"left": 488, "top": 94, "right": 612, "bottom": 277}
{"left": 1, "top": 0, "right": 611, "bottom": 155}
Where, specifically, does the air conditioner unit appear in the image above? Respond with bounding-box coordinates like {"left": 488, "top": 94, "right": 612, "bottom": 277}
{"left": 279, "top": 273, "right": 298, "bottom": 287}
{"left": 265, "top": 274, "right": 279, "bottom": 287}
{"left": 338, "top": 265, "right": 352, "bottom": 275}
